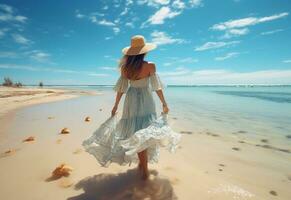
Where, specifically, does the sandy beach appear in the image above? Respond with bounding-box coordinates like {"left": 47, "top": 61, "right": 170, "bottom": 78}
{"left": 0, "top": 87, "right": 290, "bottom": 200}
{"left": 0, "top": 86, "right": 96, "bottom": 118}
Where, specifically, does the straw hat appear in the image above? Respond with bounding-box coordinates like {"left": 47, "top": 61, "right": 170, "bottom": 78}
{"left": 122, "top": 35, "right": 157, "bottom": 56}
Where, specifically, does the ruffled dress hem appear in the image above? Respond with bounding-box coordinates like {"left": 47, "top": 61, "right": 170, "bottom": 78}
{"left": 82, "top": 114, "right": 181, "bottom": 167}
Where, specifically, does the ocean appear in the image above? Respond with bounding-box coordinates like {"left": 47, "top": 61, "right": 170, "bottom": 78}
{"left": 47, "top": 85, "right": 291, "bottom": 148}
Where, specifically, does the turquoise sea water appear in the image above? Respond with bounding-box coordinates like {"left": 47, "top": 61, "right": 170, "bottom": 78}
{"left": 49, "top": 85, "right": 291, "bottom": 147}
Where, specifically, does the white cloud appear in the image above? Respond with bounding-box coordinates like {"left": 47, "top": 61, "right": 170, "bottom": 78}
{"left": 163, "top": 57, "right": 198, "bottom": 66}
{"left": 105, "top": 36, "right": 112, "bottom": 40}
{"left": 189, "top": 0, "right": 203, "bottom": 7}
{"left": 97, "top": 19, "right": 115, "bottom": 26}
{"left": 90, "top": 12, "right": 105, "bottom": 17}
{"left": 76, "top": 13, "right": 85, "bottom": 18}
{"left": 88, "top": 73, "right": 109, "bottom": 77}
{"left": 172, "top": 0, "right": 185, "bottom": 9}
{"left": 211, "top": 12, "right": 288, "bottom": 38}
{"left": 120, "top": 7, "right": 129, "bottom": 16}
{"left": 87, "top": 16, "right": 120, "bottom": 34}
{"left": 150, "top": 30, "right": 185, "bottom": 45}
{"left": 283, "top": 60, "right": 291, "bottom": 63}
{"left": 126, "top": 0, "right": 134, "bottom": 6}
{"left": 28, "top": 50, "right": 51, "bottom": 62}
{"left": 261, "top": 29, "right": 283, "bottom": 35}
{"left": 212, "top": 13, "right": 288, "bottom": 31}
{"left": 125, "top": 22, "right": 135, "bottom": 28}
{"left": 160, "top": 69, "right": 291, "bottom": 85}
{"left": 75, "top": 10, "right": 85, "bottom": 19}
{"left": 0, "top": 4, "right": 27, "bottom": 23}
{"left": 228, "top": 28, "right": 249, "bottom": 35}
{"left": 144, "top": 6, "right": 181, "bottom": 25}
{"left": 215, "top": 52, "right": 240, "bottom": 61}
{"left": 0, "top": 4, "right": 13, "bottom": 13}
{"left": 113, "top": 27, "right": 120, "bottom": 34}
{"left": 195, "top": 41, "right": 240, "bottom": 51}
{"left": 221, "top": 28, "right": 249, "bottom": 38}
{"left": 0, "top": 51, "right": 18, "bottom": 58}
{"left": 12, "top": 34, "right": 31, "bottom": 45}
{"left": 0, "top": 28, "right": 8, "bottom": 38}
{"left": 0, "top": 64, "right": 110, "bottom": 77}
{"left": 100, "top": 66, "right": 117, "bottom": 70}
{"left": 137, "top": 0, "right": 170, "bottom": 7}
{"left": 179, "top": 57, "right": 199, "bottom": 63}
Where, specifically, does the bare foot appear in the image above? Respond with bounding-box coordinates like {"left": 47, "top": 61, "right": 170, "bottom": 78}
{"left": 141, "top": 168, "right": 149, "bottom": 180}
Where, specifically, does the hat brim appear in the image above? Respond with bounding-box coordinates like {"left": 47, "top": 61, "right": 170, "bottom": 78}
{"left": 122, "top": 43, "right": 157, "bottom": 56}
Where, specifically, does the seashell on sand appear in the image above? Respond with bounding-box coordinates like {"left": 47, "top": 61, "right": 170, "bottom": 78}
{"left": 52, "top": 163, "right": 73, "bottom": 178}
{"left": 23, "top": 136, "right": 35, "bottom": 142}
{"left": 61, "top": 128, "right": 70, "bottom": 134}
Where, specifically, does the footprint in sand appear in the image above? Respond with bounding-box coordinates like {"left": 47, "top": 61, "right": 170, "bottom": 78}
{"left": 238, "top": 130, "right": 247, "bottom": 134}
{"left": 232, "top": 147, "right": 240, "bottom": 151}
{"left": 269, "top": 190, "right": 278, "bottom": 196}
{"left": 170, "top": 177, "right": 180, "bottom": 185}
{"left": 233, "top": 130, "right": 247, "bottom": 134}
{"left": 4, "top": 149, "right": 16, "bottom": 155}
{"left": 73, "top": 148, "right": 83, "bottom": 154}
{"left": 261, "top": 139, "right": 269, "bottom": 143}
{"left": 1, "top": 149, "right": 19, "bottom": 158}
{"left": 180, "top": 131, "right": 193, "bottom": 135}
{"left": 164, "top": 166, "right": 174, "bottom": 171}
{"left": 206, "top": 132, "right": 220, "bottom": 137}
{"left": 48, "top": 116, "right": 55, "bottom": 120}
{"left": 58, "top": 178, "right": 74, "bottom": 188}
{"left": 238, "top": 140, "right": 245, "bottom": 144}
{"left": 218, "top": 164, "right": 225, "bottom": 172}
{"left": 287, "top": 175, "right": 291, "bottom": 181}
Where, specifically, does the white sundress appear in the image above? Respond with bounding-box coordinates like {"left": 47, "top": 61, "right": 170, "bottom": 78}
{"left": 82, "top": 73, "right": 181, "bottom": 167}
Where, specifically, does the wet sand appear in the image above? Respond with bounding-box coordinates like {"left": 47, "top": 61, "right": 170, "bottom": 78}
{"left": 0, "top": 91, "right": 290, "bottom": 200}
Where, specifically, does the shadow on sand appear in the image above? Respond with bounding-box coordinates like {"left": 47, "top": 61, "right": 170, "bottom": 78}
{"left": 67, "top": 168, "right": 177, "bottom": 200}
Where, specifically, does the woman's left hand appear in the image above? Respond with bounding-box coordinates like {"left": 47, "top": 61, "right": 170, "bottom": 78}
{"left": 111, "top": 105, "right": 118, "bottom": 116}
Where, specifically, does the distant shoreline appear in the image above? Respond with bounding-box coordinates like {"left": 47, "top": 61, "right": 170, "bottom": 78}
{"left": 0, "top": 86, "right": 97, "bottom": 118}
{"left": 22, "top": 84, "right": 291, "bottom": 87}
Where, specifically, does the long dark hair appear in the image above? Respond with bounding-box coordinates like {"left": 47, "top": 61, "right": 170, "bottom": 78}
{"left": 119, "top": 54, "right": 146, "bottom": 80}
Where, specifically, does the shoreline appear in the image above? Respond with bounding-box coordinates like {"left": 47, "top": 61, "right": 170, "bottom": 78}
{"left": 0, "top": 86, "right": 97, "bottom": 118}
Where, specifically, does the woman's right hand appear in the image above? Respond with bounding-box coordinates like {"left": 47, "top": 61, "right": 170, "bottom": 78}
{"left": 111, "top": 105, "right": 118, "bottom": 116}
{"left": 162, "top": 104, "right": 169, "bottom": 114}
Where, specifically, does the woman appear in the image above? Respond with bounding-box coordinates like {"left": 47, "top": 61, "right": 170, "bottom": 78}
{"left": 83, "top": 35, "right": 180, "bottom": 180}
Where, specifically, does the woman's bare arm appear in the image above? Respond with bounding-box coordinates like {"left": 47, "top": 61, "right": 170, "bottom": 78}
{"left": 111, "top": 91, "right": 123, "bottom": 116}
{"left": 149, "top": 63, "right": 169, "bottom": 114}
{"left": 156, "top": 90, "right": 169, "bottom": 113}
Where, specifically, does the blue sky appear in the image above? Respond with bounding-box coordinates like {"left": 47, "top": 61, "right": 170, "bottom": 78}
{"left": 0, "top": 0, "right": 291, "bottom": 85}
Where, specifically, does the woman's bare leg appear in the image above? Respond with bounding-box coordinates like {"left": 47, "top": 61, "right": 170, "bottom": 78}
{"left": 137, "top": 150, "right": 149, "bottom": 180}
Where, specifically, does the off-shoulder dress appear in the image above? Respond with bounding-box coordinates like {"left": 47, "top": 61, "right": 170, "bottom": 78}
{"left": 82, "top": 73, "right": 181, "bottom": 167}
